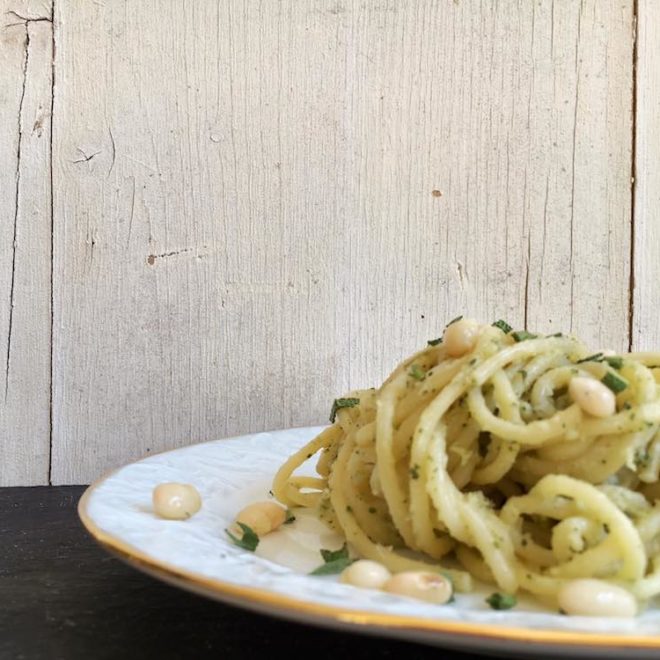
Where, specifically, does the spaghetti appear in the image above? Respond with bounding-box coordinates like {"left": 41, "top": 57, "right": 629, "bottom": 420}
{"left": 272, "top": 318, "right": 660, "bottom": 608}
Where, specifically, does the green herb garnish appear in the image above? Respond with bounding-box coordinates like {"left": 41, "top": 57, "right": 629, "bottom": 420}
{"left": 410, "top": 464, "right": 420, "bottom": 479}
{"left": 577, "top": 352, "right": 604, "bottom": 364}
{"left": 310, "top": 543, "right": 355, "bottom": 575}
{"left": 511, "top": 330, "right": 537, "bottom": 342}
{"left": 427, "top": 337, "right": 443, "bottom": 346}
{"left": 446, "top": 315, "right": 463, "bottom": 326}
{"left": 409, "top": 364, "right": 425, "bottom": 381}
{"left": 574, "top": 353, "right": 623, "bottom": 370}
{"left": 601, "top": 371, "right": 628, "bottom": 394}
{"left": 226, "top": 522, "right": 259, "bottom": 552}
{"left": 492, "top": 319, "right": 512, "bottom": 333}
{"left": 284, "top": 509, "right": 296, "bottom": 524}
{"left": 485, "top": 592, "right": 517, "bottom": 610}
{"left": 320, "top": 543, "right": 349, "bottom": 563}
{"left": 310, "top": 558, "right": 355, "bottom": 575}
{"left": 329, "top": 397, "right": 360, "bottom": 423}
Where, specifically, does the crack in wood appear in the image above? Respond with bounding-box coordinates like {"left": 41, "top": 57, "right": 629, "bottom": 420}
{"left": 628, "top": 0, "right": 639, "bottom": 352}
{"left": 5, "top": 21, "right": 30, "bottom": 402}
{"left": 146, "top": 248, "right": 195, "bottom": 265}
{"left": 4, "top": 9, "right": 52, "bottom": 27}
{"left": 568, "top": 2, "right": 584, "bottom": 336}
{"left": 126, "top": 176, "right": 136, "bottom": 249}
{"left": 107, "top": 126, "right": 116, "bottom": 177}
{"left": 72, "top": 147, "right": 100, "bottom": 164}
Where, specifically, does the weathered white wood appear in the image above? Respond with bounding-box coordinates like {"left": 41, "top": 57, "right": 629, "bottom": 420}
{"left": 0, "top": 1, "right": 52, "bottom": 486}
{"left": 632, "top": 1, "right": 660, "bottom": 351}
{"left": 524, "top": 0, "right": 633, "bottom": 349}
{"left": 51, "top": 0, "right": 634, "bottom": 484}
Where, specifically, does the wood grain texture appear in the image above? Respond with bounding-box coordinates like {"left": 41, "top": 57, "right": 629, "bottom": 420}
{"left": 524, "top": 0, "right": 633, "bottom": 348}
{"left": 47, "top": 0, "right": 634, "bottom": 484}
{"left": 632, "top": 0, "right": 660, "bottom": 351}
{"left": 0, "top": 0, "right": 52, "bottom": 486}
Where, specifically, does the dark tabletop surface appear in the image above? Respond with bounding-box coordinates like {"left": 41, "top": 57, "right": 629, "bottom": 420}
{"left": 0, "top": 486, "right": 525, "bottom": 660}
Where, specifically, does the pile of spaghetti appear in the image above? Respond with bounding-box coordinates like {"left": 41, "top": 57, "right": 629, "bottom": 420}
{"left": 273, "top": 318, "right": 660, "bottom": 606}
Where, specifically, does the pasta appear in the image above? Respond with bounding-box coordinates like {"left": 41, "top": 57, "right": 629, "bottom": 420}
{"left": 272, "top": 317, "right": 660, "bottom": 611}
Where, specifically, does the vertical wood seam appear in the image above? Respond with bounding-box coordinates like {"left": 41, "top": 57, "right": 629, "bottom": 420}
{"left": 568, "top": 3, "right": 583, "bottom": 335}
{"left": 629, "top": 0, "right": 639, "bottom": 352}
{"left": 48, "top": 0, "right": 56, "bottom": 485}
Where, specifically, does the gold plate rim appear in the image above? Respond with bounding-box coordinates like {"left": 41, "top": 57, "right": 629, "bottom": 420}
{"left": 78, "top": 442, "right": 660, "bottom": 653}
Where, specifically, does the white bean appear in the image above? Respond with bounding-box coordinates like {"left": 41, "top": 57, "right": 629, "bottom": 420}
{"left": 152, "top": 483, "right": 202, "bottom": 520}
{"left": 443, "top": 319, "right": 479, "bottom": 358}
{"left": 235, "top": 501, "right": 286, "bottom": 536}
{"left": 557, "top": 579, "right": 637, "bottom": 617}
{"left": 383, "top": 571, "right": 453, "bottom": 604}
{"left": 340, "top": 560, "right": 391, "bottom": 590}
{"left": 568, "top": 376, "right": 616, "bottom": 417}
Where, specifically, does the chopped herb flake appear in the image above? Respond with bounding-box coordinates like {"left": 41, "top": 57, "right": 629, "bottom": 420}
{"left": 492, "top": 319, "right": 513, "bottom": 333}
{"left": 226, "top": 522, "right": 259, "bottom": 552}
{"left": 485, "top": 592, "right": 517, "bottom": 610}
{"left": 577, "top": 352, "right": 604, "bottom": 364}
{"left": 410, "top": 464, "right": 420, "bottom": 479}
{"left": 427, "top": 337, "right": 443, "bottom": 346}
{"left": 604, "top": 356, "right": 623, "bottom": 370}
{"left": 311, "top": 543, "right": 355, "bottom": 575}
{"left": 409, "top": 364, "right": 426, "bottom": 381}
{"left": 284, "top": 509, "right": 296, "bottom": 524}
{"left": 601, "top": 371, "right": 628, "bottom": 394}
{"left": 320, "top": 543, "right": 349, "bottom": 564}
{"left": 330, "top": 397, "right": 360, "bottom": 423}
{"left": 446, "top": 315, "right": 463, "bottom": 327}
{"left": 549, "top": 332, "right": 564, "bottom": 338}
{"left": 511, "top": 330, "right": 537, "bottom": 342}
{"left": 310, "top": 557, "right": 355, "bottom": 575}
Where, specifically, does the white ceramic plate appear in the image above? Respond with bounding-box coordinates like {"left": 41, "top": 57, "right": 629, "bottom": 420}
{"left": 79, "top": 426, "right": 660, "bottom": 658}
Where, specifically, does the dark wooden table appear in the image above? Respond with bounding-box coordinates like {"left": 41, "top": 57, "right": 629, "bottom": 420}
{"left": 0, "top": 486, "right": 506, "bottom": 660}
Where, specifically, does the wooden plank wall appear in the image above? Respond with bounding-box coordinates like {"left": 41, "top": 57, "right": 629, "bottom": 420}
{"left": 0, "top": 0, "right": 640, "bottom": 485}
{"left": 633, "top": 0, "right": 660, "bottom": 351}
{"left": 0, "top": 0, "right": 52, "bottom": 485}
